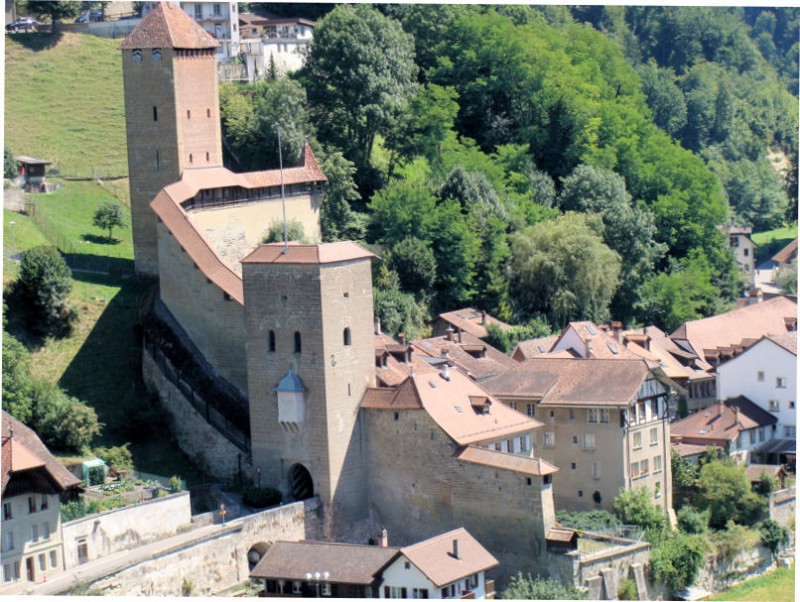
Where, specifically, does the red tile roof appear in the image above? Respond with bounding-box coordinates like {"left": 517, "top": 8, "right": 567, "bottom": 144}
{"left": 455, "top": 445, "right": 558, "bottom": 477}
{"left": 485, "top": 357, "right": 662, "bottom": 407}
{"left": 121, "top": 2, "right": 219, "bottom": 49}
{"left": 436, "top": 308, "right": 511, "bottom": 339}
{"left": 512, "top": 335, "right": 559, "bottom": 361}
{"left": 670, "top": 396, "right": 777, "bottom": 444}
{"left": 670, "top": 296, "right": 797, "bottom": 362}
{"left": 411, "top": 331, "right": 517, "bottom": 382}
{"left": 242, "top": 241, "right": 377, "bottom": 265}
{"left": 401, "top": 528, "right": 499, "bottom": 588}
{"left": 1, "top": 412, "right": 81, "bottom": 493}
{"left": 772, "top": 238, "right": 798, "bottom": 265}
{"left": 551, "top": 321, "right": 643, "bottom": 361}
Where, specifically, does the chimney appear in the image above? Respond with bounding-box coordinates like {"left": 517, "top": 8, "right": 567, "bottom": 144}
{"left": 441, "top": 363, "right": 450, "bottom": 381}
{"left": 457, "top": 330, "right": 463, "bottom": 344}
{"left": 374, "top": 317, "right": 381, "bottom": 336}
{"left": 446, "top": 326, "right": 455, "bottom": 342}
{"left": 481, "top": 310, "right": 487, "bottom": 325}
{"left": 398, "top": 333, "right": 406, "bottom": 345}
{"left": 441, "top": 349, "right": 449, "bottom": 360}
{"left": 612, "top": 321, "right": 623, "bottom": 342}
{"left": 379, "top": 527, "right": 388, "bottom": 548}
{"left": 452, "top": 539, "right": 459, "bottom": 559}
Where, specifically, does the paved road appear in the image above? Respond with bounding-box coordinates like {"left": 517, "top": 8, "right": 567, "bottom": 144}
{"left": 3, "top": 521, "right": 242, "bottom": 595}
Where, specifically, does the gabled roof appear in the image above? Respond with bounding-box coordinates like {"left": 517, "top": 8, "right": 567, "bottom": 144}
{"left": 670, "top": 396, "right": 777, "bottom": 443}
{"left": 765, "top": 332, "right": 798, "bottom": 355}
{"left": 121, "top": 2, "right": 219, "bottom": 49}
{"left": 362, "top": 369, "right": 542, "bottom": 445}
{"left": 1, "top": 412, "right": 81, "bottom": 493}
{"left": 512, "top": 335, "right": 559, "bottom": 361}
{"left": 550, "top": 321, "right": 643, "bottom": 361}
{"left": 436, "top": 308, "right": 511, "bottom": 339}
{"left": 485, "top": 358, "right": 658, "bottom": 407}
{"left": 772, "top": 238, "right": 798, "bottom": 265}
{"left": 249, "top": 540, "right": 399, "bottom": 584}
{"left": 411, "top": 331, "right": 517, "bottom": 382}
{"left": 400, "top": 528, "right": 499, "bottom": 588}
{"left": 669, "top": 296, "right": 797, "bottom": 362}
{"left": 455, "top": 446, "right": 558, "bottom": 477}
{"left": 242, "top": 241, "right": 377, "bottom": 265}
{"left": 746, "top": 464, "right": 785, "bottom": 482}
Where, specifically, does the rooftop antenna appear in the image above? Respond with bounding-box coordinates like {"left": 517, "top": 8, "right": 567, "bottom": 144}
{"left": 277, "top": 124, "right": 288, "bottom": 254}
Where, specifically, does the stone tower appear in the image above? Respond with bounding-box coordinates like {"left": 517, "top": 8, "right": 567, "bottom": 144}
{"left": 242, "top": 242, "right": 377, "bottom": 538}
{"left": 121, "top": 3, "right": 223, "bottom": 276}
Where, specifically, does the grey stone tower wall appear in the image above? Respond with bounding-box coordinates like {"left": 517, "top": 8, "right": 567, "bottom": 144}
{"left": 123, "top": 46, "right": 221, "bottom": 276}
{"left": 243, "top": 257, "right": 374, "bottom": 538}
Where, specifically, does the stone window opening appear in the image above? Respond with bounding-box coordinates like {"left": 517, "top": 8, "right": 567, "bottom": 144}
{"left": 132, "top": 49, "right": 143, "bottom": 62}
{"left": 206, "top": 151, "right": 210, "bottom": 162}
{"left": 155, "top": 149, "right": 160, "bottom": 171}
{"left": 268, "top": 331, "right": 276, "bottom": 352}
{"left": 343, "top": 328, "right": 351, "bottom": 346}
{"left": 153, "top": 106, "right": 158, "bottom": 121}
{"left": 187, "top": 109, "right": 191, "bottom": 119}
{"left": 152, "top": 48, "right": 162, "bottom": 60}
{"left": 207, "top": 108, "right": 211, "bottom": 118}
{"left": 189, "top": 153, "right": 193, "bottom": 163}
{"left": 294, "top": 332, "right": 302, "bottom": 353}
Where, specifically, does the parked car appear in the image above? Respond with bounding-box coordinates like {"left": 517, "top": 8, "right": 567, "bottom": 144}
{"left": 6, "top": 17, "right": 39, "bottom": 32}
{"left": 75, "top": 10, "right": 103, "bottom": 23}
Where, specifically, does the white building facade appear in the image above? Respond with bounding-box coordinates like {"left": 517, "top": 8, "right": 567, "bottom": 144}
{"left": 143, "top": 1, "right": 240, "bottom": 61}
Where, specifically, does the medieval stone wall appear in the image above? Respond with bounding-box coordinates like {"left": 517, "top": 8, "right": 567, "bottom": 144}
{"left": 62, "top": 492, "right": 191, "bottom": 569}
{"left": 156, "top": 220, "right": 248, "bottom": 393}
{"left": 769, "top": 487, "right": 796, "bottom": 527}
{"left": 360, "top": 408, "right": 555, "bottom": 587}
{"left": 143, "top": 350, "right": 249, "bottom": 482}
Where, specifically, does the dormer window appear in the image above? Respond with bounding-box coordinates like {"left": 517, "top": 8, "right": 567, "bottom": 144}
{"left": 132, "top": 49, "right": 143, "bottom": 62}
{"left": 152, "top": 48, "right": 162, "bottom": 60}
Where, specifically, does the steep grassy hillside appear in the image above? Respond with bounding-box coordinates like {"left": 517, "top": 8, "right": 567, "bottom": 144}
{"left": 4, "top": 32, "right": 127, "bottom": 181}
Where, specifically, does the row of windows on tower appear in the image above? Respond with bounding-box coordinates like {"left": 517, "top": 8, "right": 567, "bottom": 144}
{"left": 153, "top": 150, "right": 211, "bottom": 170}
{"left": 267, "top": 329, "right": 352, "bottom": 353}
{"left": 132, "top": 48, "right": 160, "bottom": 62}
{"left": 152, "top": 107, "right": 212, "bottom": 121}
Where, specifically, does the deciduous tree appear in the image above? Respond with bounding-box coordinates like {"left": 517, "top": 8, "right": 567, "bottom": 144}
{"left": 92, "top": 202, "right": 127, "bottom": 242}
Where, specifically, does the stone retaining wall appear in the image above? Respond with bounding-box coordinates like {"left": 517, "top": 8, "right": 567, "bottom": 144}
{"left": 769, "top": 487, "right": 796, "bottom": 527}
{"left": 62, "top": 492, "right": 191, "bottom": 569}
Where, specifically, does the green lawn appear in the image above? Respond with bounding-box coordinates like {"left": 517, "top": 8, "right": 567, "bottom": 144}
{"left": 4, "top": 32, "right": 127, "bottom": 182}
{"left": 707, "top": 565, "right": 795, "bottom": 601}
{"left": 752, "top": 225, "right": 798, "bottom": 263}
{"left": 31, "top": 179, "right": 133, "bottom": 260}
{"left": 3, "top": 208, "right": 50, "bottom": 280}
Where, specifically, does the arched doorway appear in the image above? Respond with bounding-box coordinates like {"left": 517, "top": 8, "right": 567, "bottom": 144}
{"left": 288, "top": 463, "right": 314, "bottom": 500}
{"left": 248, "top": 542, "right": 270, "bottom": 570}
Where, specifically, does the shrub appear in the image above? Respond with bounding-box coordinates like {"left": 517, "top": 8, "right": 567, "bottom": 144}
{"left": 4, "top": 146, "right": 16, "bottom": 179}
{"left": 618, "top": 578, "right": 637, "bottom": 600}
{"left": 169, "top": 475, "right": 183, "bottom": 493}
{"left": 263, "top": 219, "right": 306, "bottom": 244}
{"left": 696, "top": 459, "right": 766, "bottom": 527}
{"left": 33, "top": 385, "right": 102, "bottom": 452}
{"left": 649, "top": 532, "right": 708, "bottom": 594}
{"left": 501, "top": 573, "right": 585, "bottom": 599}
{"left": 758, "top": 519, "right": 790, "bottom": 558}
{"left": 711, "top": 521, "right": 761, "bottom": 562}
{"left": 677, "top": 506, "right": 710, "bottom": 534}
{"left": 93, "top": 443, "right": 134, "bottom": 473}
{"left": 242, "top": 485, "right": 282, "bottom": 508}
{"left": 613, "top": 487, "right": 667, "bottom": 534}
{"left": 556, "top": 509, "right": 621, "bottom": 532}
{"left": 15, "top": 245, "right": 74, "bottom": 336}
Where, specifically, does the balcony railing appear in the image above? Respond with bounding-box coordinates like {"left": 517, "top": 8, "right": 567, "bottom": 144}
{"left": 486, "top": 580, "right": 496, "bottom": 599}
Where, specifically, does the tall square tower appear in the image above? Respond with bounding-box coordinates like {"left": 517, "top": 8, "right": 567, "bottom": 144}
{"left": 242, "top": 242, "right": 377, "bottom": 537}
{"left": 121, "top": 3, "right": 223, "bottom": 275}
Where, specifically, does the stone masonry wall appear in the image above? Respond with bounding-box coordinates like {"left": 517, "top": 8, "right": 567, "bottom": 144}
{"left": 361, "top": 408, "right": 554, "bottom": 588}
{"left": 769, "top": 487, "right": 796, "bottom": 527}
{"left": 143, "top": 350, "right": 250, "bottom": 482}
{"left": 62, "top": 492, "right": 191, "bottom": 569}
{"left": 88, "top": 499, "right": 322, "bottom": 596}
{"left": 157, "top": 220, "right": 248, "bottom": 393}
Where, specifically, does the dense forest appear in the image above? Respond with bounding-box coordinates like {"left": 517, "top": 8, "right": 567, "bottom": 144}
{"left": 222, "top": 4, "right": 798, "bottom": 337}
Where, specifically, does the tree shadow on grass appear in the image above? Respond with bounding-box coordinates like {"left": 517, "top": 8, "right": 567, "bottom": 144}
{"left": 58, "top": 272, "right": 206, "bottom": 483}
{"left": 8, "top": 31, "right": 63, "bottom": 51}
{"left": 81, "top": 234, "right": 122, "bottom": 246}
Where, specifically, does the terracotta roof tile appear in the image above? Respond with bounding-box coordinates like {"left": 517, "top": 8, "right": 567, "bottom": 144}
{"left": 546, "top": 527, "right": 578, "bottom": 543}
{"left": 746, "top": 464, "right": 784, "bottom": 482}
{"left": 250, "top": 540, "right": 399, "bottom": 584}
{"left": 455, "top": 445, "right": 558, "bottom": 477}
{"left": 550, "top": 322, "right": 643, "bottom": 361}
{"left": 485, "top": 358, "right": 656, "bottom": 407}
{"left": 121, "top": 2, "right": 219, "bottom": 49}
{"left": 437, "top": 308, "right": 511, "bottom": 339}
{"left": 401, "top": 528, "right": 499, "bottom": 588}
{"left": 772, "top": 238, "right": 798, "bottom": 265}
{"left": 512, "top": 335, "right": 559, "bottom": 361}
{"left": 765, "top": 332, "right": 797, "bottom": 355}
{"left": 242, "top": 241, "right": 378, "bottom": 265}
{"left": 411, "top": 331, "right": 517, "bottom": 382}
{"left": 1, "top": 412, "right": 81, "bottom": 492}
{"left": 669, "top": 296, "right": 797, "bottom": 362}
{"left": 671, "top": 441, "right": 715, "bottom": 458}
{"left": 669, "top": 396, "right": 777, "bottom": 443}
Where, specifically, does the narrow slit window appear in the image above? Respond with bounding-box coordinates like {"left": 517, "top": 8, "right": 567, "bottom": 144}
{"left": 187, "top": 109, "right": 191, "bottom": 119}
{"left": 268, "top": 331, "right": 275, "bottom": 352}
{"left": 153, "top": 106, "right": 158, "bottom": 121}
{"left": 294, "top": 332, "right": 302, "bottom": 353}
{"left": 343, "top": 328, "right": 351, "bottom": 346}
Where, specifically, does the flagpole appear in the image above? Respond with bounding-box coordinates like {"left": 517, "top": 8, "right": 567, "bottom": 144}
{"left": 277, "top": 124, "right": 288, "bottom": 254}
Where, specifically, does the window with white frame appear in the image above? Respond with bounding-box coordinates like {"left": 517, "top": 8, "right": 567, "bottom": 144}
{"left": 592, "top": 461, "right": 601, "bottom": 479}
{"left": 776, "top": 377, "right": 787, "bottom": 388}
{"left": 769, "top": 399, "right": 780, "bottom": 412}
{"left": 38, "top": 554, "right": 45, "bottom": 572}
{"left": 641, "top": 458, "right": 650, "bottom": 475}
{"left": 588, "top": 408, "right": 599, "bottom": 423}
{"left": 526, "top": 404, "right": 535, "bottom": 417}
{"left": 785, "top": 426, "right": 796, "bottom": 438}
{"left": 543, "top": 432, "right": 555, "bottom": 447}
{"left": 583, "top": 433, "right": 596, "bottom": 449}
{"left": 600, "top": 408, "right": 609, "bottom": 423}
{"left": 650, "top": 427, "right": 658, "bottom": 445}
{"left": 654, "top": 454, "right": 662, "bottom": 473}
{"left": 633, "top": 431, "right": 642, "bottom": 449}
{"left": 412, "top": 588, "right": 429, "bottom": 599}
{"left": 194, "top": 4, "right": 202, "bottom": 19}
{"left": 630, "top": 461, "right": 640, "bottom": 478}
{"left": 213, "top": 3, "right": 221, "bottom": 15}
